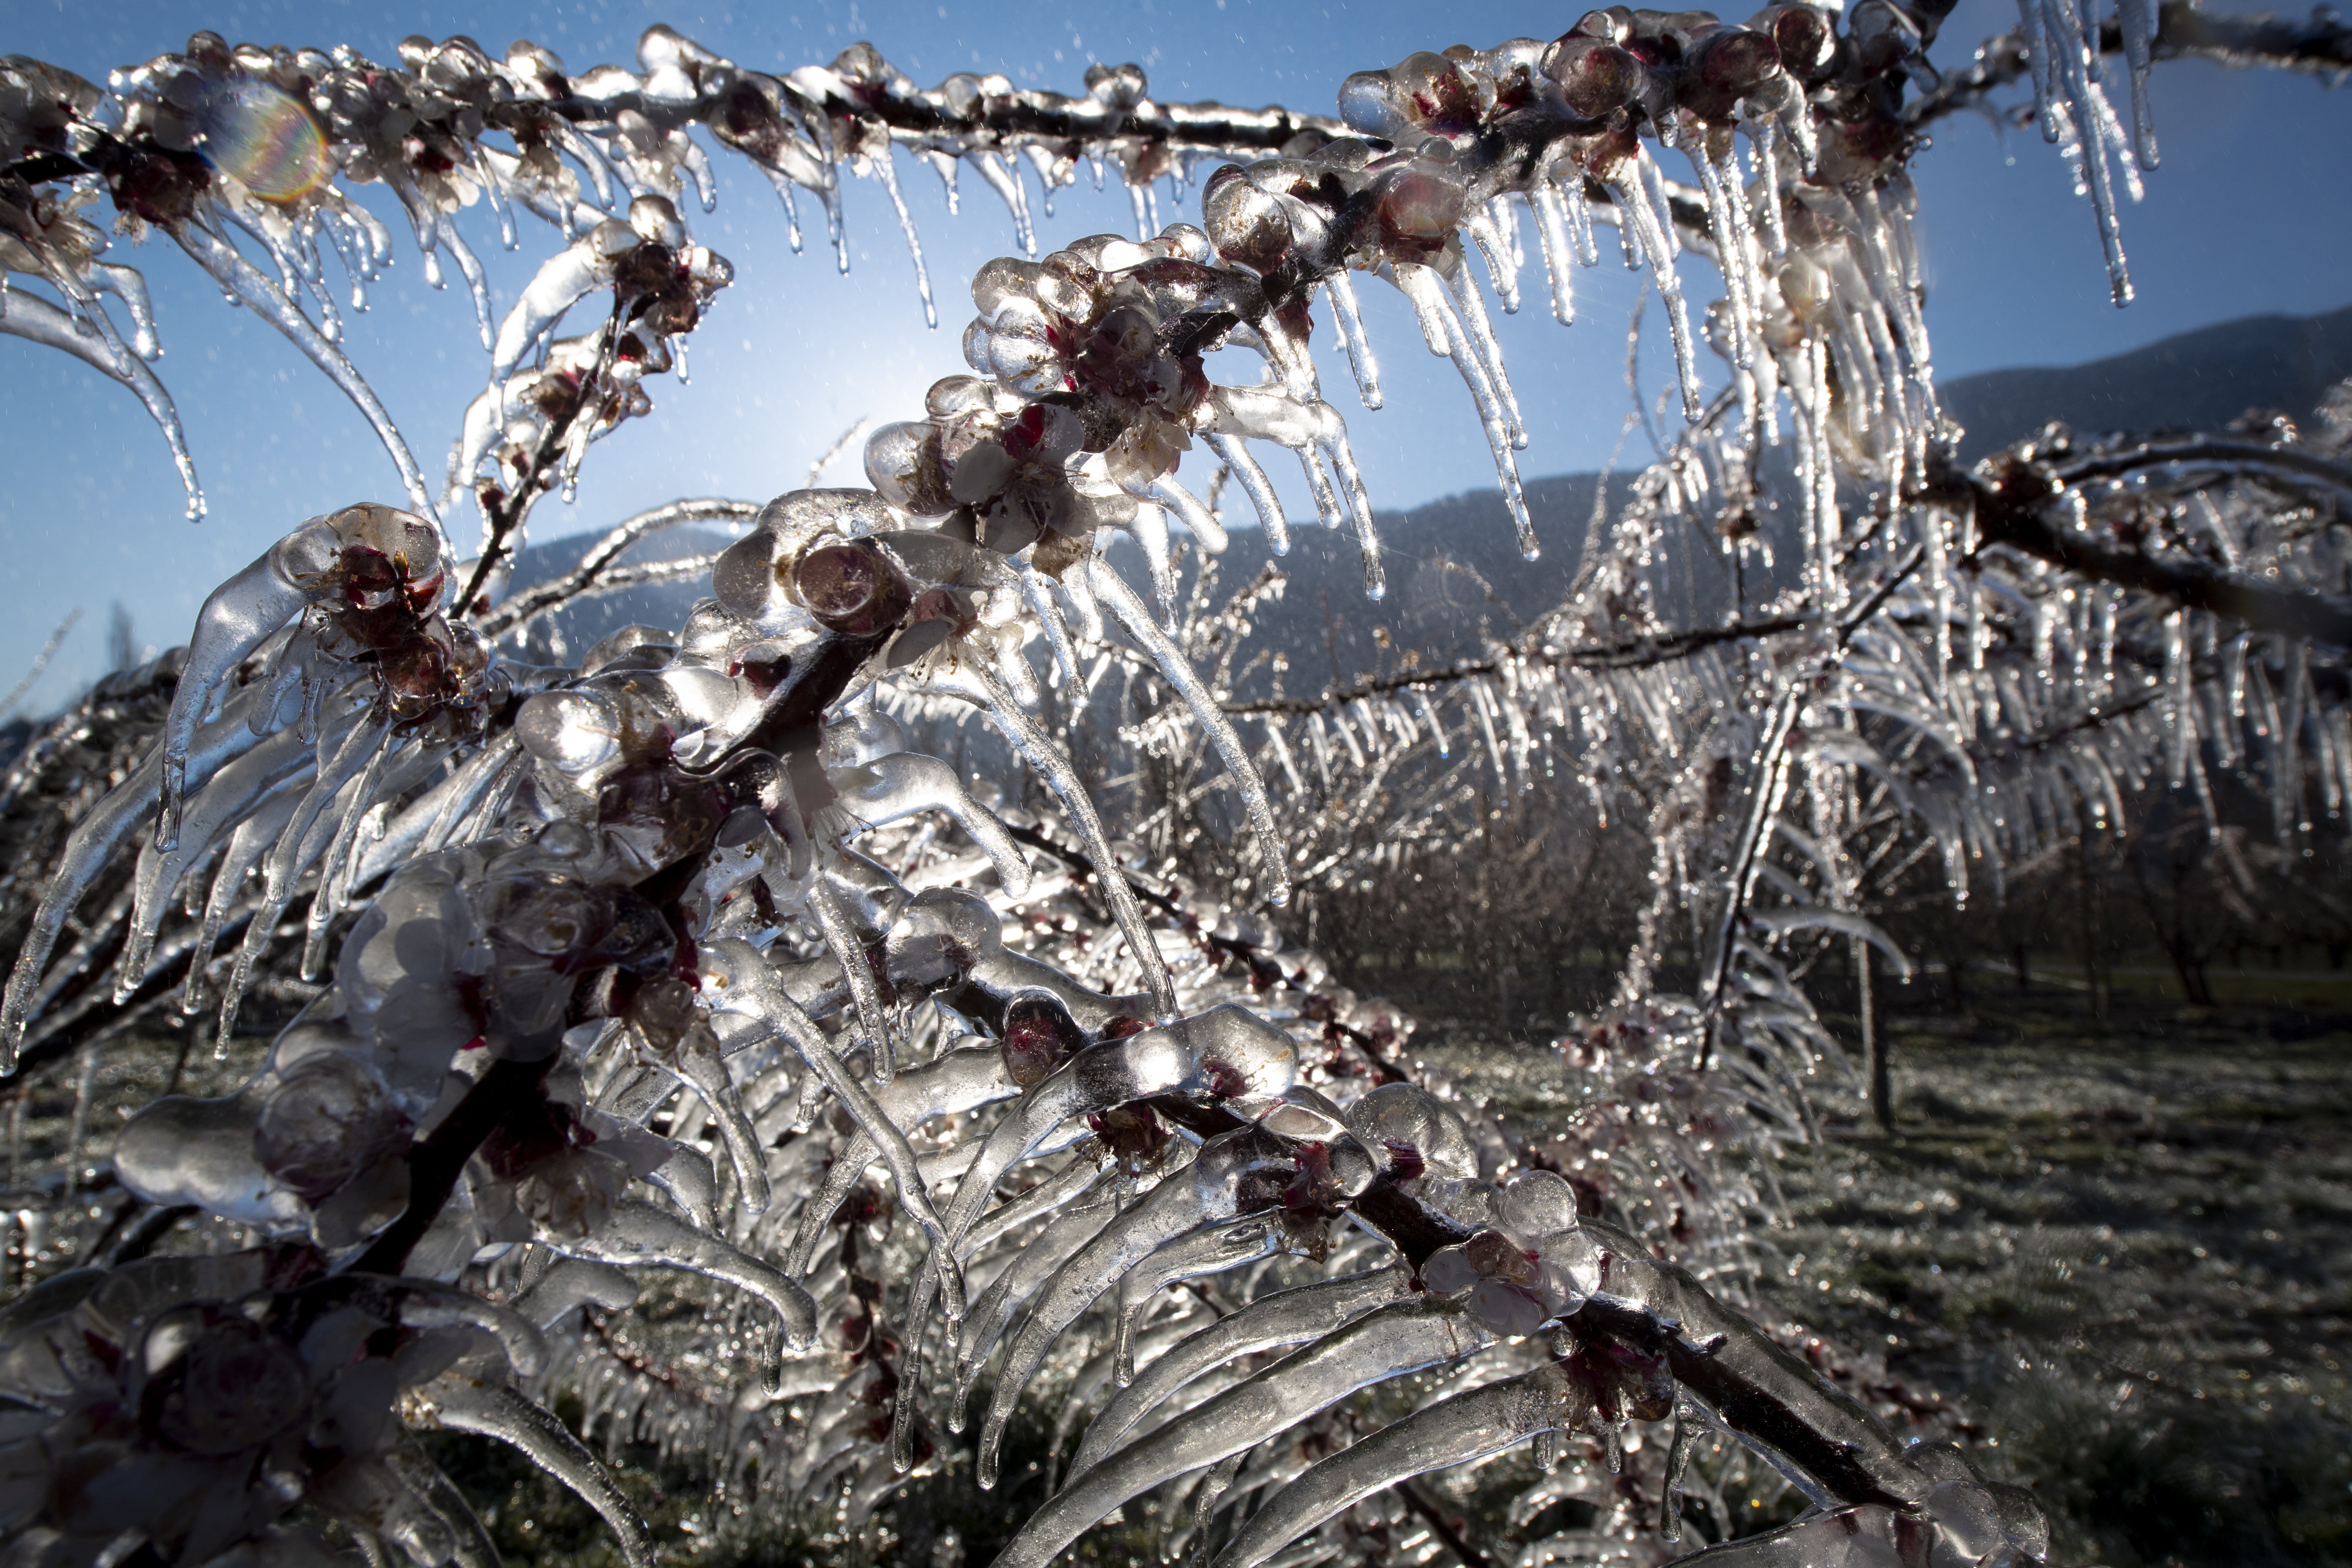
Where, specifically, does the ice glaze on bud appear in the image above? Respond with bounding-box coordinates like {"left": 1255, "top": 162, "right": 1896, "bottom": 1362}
{"left": 1545, "top": 37, "right": 1647, "bottom": 120}
{"left": 864, "top": 419, "right": 958, "bottom": 516}
{"left": 1000, "top": 990, "right": 1085, "bottom": 1089}
{"left": 1200, "top": 164, "right": 1293, "bottom": 272}
{"left": 1687, "top": 24, "right": 1785, "bottom": 118}
{"left": 793, "top": 540, "right": 912, "bottom": 635}
{"left": 1371, "top": 168, "right": 1465, "bottom": 264}
{"left": 1761, "top": 3, "right": 1839, "bottom": 78}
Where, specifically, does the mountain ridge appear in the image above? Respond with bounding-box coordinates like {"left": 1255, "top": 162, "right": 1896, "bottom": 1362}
{"left": 505, "top": 302, "right": 2352, "bottom": 684}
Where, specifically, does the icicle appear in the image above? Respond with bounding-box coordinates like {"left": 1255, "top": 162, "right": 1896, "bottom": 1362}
{"left": 1130, "top": 502, "right": 1179, "bottom": 621}
{"left": 701, "top": 939, "right": 967, "bottom": 1320}
{"left": 1529, "top": 181, "right": 1578, "bottom": 327}
{"left": 84, "top": 262, "right": 161, "bottom": 360}
{"left": 1601, "top": 172, "right": 1704, "bottom": 419}
{"left": 434, "top": 213, "right": 495, "bottom": 350}
{"left": 970, "top": 151, "right": 1037, "bottom": 258}
{"left": 811, "top": 874, "right": 896, "bottom": 1081}
{"left": 1019, "top": 565, "right": 1081, "bottom": 687}
{"left": 865, "top": 144, "right": 938, "bottom": 329}
{"left": 0, "top": 290, "right": 205, "bottom": 519}
{"left": 1203, "top": 434, "right": 1290, "bottom": 556}
{"left": 1746, "top": 122, "right": 1791, "bottom": 259}
{"left": 175, "top": 801, "right": 285, "bottom": 1018}
{"left": 1562, "top": 172, "right": 1602, "bottom": 267}
{"left": 1089, "top": 561, "right": 1291, "bottom": 906}
{"left": 1152, "top": 476, "right": 1228, "bottom": 554}
{"left": 1446, "top": 260, "right": 1528, "bottom": 448}
{"left": 1659, "top": 1400, "right": 1701, "bottom": 1542}
{"left": 567, "top": 1199, "right": 816, "bottom": 1358}
{"left": 2118, "top": 0, "right": 2161, "bottom": 166}
{"left": 995, "top": 1298, "right": 1491, "bottom": 1568}
{"left": 1470, "top": 682, "right": 1509, "bottom": 790}
{"left": 1391, "top": 264, "right": 1534, "bottom": 558}
{"left": 1462, "top": 204, "right": 1521, "bottom": 314}
{"left": 1212, "top": 1364, "right": 1587, "bottom": 1568}
{"left": 218, "top": 709, "right": 389, "bottom": 1048}
{"left": 945, "top": 657, "right": 1178, "bottom": 1015}
{"left": 2163, "top": 608, "right": 2191, "bottom": 787}
{"left": 754, "top": 164, "right": 808, "bottom": 252}
{"left": 1321, "top": 272, "right": 1383, "bottom": 409}
{"left": 2040, "top": 0, "right": 2135, "bottom": 304}
{"left": 972, "top": 1127, "right": 1301, "bottom": 1489}
{"left": 423, "top": 1379, "right": 655, "bottom": 1568}
{"left": 174, "top": 223, "right": 435, "bottom": 517}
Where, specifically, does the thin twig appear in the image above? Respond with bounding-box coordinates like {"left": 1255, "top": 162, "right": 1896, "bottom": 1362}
{"left": 0, "top": 609, "right": 82, "bottom": 721}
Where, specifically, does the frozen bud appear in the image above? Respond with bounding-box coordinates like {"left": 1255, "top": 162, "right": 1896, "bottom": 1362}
{"left": 1200, "top": 165, "right": 1293, "bottom": 272}
{"left": 325, "top": 503, "right": 447, "bottom": 599}
{"left": 1371, "top": 168, "right": 1465, "bottom": 263}
{"left": 630, "top": 975, "right": 701, "bottom": 1049}
{"left": 1775, "top": 250, "right": 1834, "bottom": 318}
{"left": 1846, "top": 0, "right": 1925, "bottom": 73}
{"left": 1339, "top": 51, "right": 1486, "bottom": 141}
{"left": 1756, "top": 3, "right": 1839, "bottom": 79}
{"left": 1001, "top": 990, "right": 1085, "bottom": 1089}
{"left": 1033, "top": 250, "right": 1104, "bottom": 321}
{"left": 1087, "top": 1100, "right": 1170, "bottom": 1174}
{"left": 1421, "top": 1241, "right": 1478, "bottom": 1295}
{"left": 1083, "top": 60, "right": 1149, "bottom": 108}
{"left": 1498, "top": 1169, "right": 1582, "bottom": 1239}
{"left": 587, "top": 218, "right": 640, "bottom": 261}
{"left": 1463, "top": 1227, "right": 1538, "bottom": 1284}
{"left": 885, "top": 888, "right": 1000, "bottom": 993}
{"left": 1685, "top": 25, "right": 1784, "bottom": 119}
{"left": 866, "top": 420, "right": 959, "bottom": 516}
{"left": 971, "top": 255, "right": 1046, "bottom": 319}
{"left": 253, "top": 1054, "right": 413, "bottom": 1203}
{"left": 1345, "top": 1081, "right": 1479, "bottom": 1182}
{"left": 1544, "top": 37, "right": 1646, "bottom": 120}
{"left": 145, "top": 1310, "right": 313, "bottom": 1457}
{"left": 793, "top": 540, "right": 912, "bottom": 635}
{"left": 925, "top": 374, "right": 997, "bottom": 420}
{"left": 1570, "top": 7, "right": 1633, "bottom": 41}
{"left": 626, "top": 195, "right": 683, "bottom": 247}
{"left": 516, "top": 689, "right": 622, "bottom": 775}
{"left": 829, "top": 41, "right": 893, "bottom": 84}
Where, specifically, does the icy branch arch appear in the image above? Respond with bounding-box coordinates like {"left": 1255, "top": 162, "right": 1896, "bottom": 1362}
{"left": 0, "top": 5, "right": 2347, "bottom": 1568}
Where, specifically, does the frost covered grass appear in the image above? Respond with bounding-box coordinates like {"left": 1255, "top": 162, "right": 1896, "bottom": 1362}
{"left": 1747, "top": 990, "right": 2352, "bottom": 1566}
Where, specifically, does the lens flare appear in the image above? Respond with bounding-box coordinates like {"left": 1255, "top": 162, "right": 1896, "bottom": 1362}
{"left": 200, "top": 80, "right": 330, "bottom": 202}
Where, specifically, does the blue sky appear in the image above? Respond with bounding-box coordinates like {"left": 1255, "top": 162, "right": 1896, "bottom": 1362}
{"left": 3, "top": 0, "right": 2347, "bottom": 714}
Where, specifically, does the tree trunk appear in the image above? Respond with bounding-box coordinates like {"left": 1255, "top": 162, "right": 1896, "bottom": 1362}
{"left": 2076, "top": 833, "right": 2110, "bottom": 1026}
{"left": 1857, "top": 938, "right": 1892, "bottom": 1133}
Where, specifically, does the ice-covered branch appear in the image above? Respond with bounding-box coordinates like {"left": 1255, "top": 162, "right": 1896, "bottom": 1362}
{"left": 1909, "top": 0, "right": 2352, "bottom": 129}
{"left": 1961, "top": 445, "right": 2352, "bottom": 648}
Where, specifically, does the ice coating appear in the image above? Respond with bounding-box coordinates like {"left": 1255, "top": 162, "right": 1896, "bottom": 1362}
{"left": 992, "top": 1297, "right": 1494, "bottom": 1566}
{"left": 1071, "top": 1262, "right": 1418, "bottom": 1474}
{"left": 563, "top": 1199, "right": 817, "bottom": 1352}
{"left": 938, "top": 1003, "right": 1300, "bottom": 1251}
{"left": 1209, "top": 1364, "right": 1595, "bottom": 1568}
{"left": 1107, "top": 1214, "right": 1284, "bottom": 1386}
{"left": 417, "top": 1375, "right": 656, "bottom": 1568}
{"left": 781, "top": 1040, "right": 1018, "bottom": 1277}
{"left": 1088, "top": 560, "right": 1291, "bottom": 905}
{"left": 972, "top": 1125, "right": 1319, "bottom": 1488}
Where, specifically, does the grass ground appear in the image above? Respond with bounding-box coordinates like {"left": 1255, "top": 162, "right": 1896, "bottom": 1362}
{"left": 1751, "top": 985, "right": 2352, "bottom": 1566}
